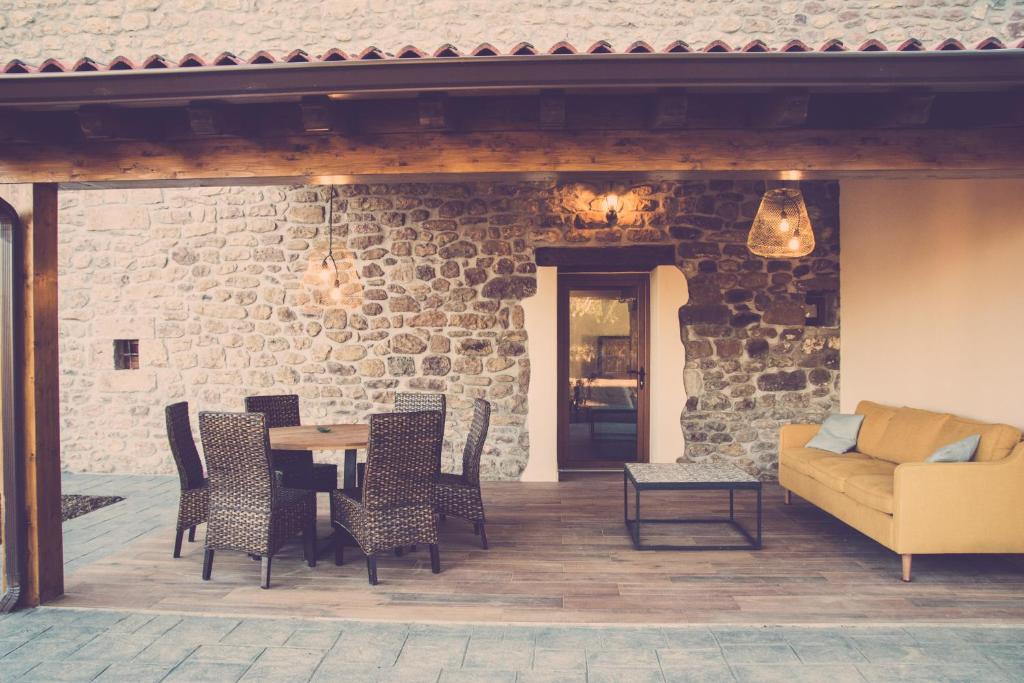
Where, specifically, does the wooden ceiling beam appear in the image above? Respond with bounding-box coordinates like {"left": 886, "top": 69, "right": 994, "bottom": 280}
{"left": 748, "top": 92, "right": 810, "bottom": 128}
{"left": 649, "top": 92, "right": 688, "bottom": 129}
{"left": 417, "top": 93, "right": 452, "bottom": 131}
{"left": 866, "top": 93, "right": 936, "bottom": 128}
{"left": 539, "top": 90, "right": 567, "bottom": 130}
{"left": 1, "top": 126, "right": 1022, "bottom": 186}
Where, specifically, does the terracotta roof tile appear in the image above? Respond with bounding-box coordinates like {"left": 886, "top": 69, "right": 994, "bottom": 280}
{"left": 2, "top": 39, "right": 1017, "bottom": 78}
{"left": 319, "top": 48, "right": 349, "bottom": 62}
{"left": 284, "top": 49, "right": 312, "bottom": 63}
{"left": 471, "top": 43, "right": 500, "bottom": 57}
{"left": 663, "top": 40, "right": 691, "bottom": 53}
{"left": 434, "top": 44, "right": 461, "bottom": 57}
{"left": 858, "top": 39, "right": 887, "bottom": 51}
{"left": 780, "top": 40, "right": 811, "bottom": 53}
{"left": 976, "top": 37, "right": 1006, "bottom": 50}
{"left": 178, "top": 53, "right": 206, "bottom": 67}
{"left": 3, "top": 59, "right": 31, "bottom": 74}
{"left": 510, "top": 42, "right": 538, "bottom": 56}
{"left": 358, "top": 46, "right": 386, "bottom": 60}
{"left": 625, "top": 40, "right": 655, "bottom": 54}
{"left": 213, "top": 52, "right": 242, "bottom": 66}
{"left": 896, "top": 38, "right": 924, "bottom": 52}
{"left": 397, "top": 45, "right": 427, "bottom": 59}
{"left": 142, "top": 54, "right": 172, "bottom": 69}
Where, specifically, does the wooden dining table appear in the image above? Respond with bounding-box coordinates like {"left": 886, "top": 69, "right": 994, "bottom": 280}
{"left": 268, "top": 423, "right": 369, "bottom": 490}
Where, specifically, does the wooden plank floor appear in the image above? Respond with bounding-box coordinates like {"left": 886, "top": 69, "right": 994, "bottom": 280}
{"left": 56, "top": 476, "right": 1024, "bottom": 624}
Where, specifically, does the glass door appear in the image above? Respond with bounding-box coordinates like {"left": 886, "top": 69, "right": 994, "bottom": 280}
{"left": 558, "top": 273, "right": 649, "bottom": 469}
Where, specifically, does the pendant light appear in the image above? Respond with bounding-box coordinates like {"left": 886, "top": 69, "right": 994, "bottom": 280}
{"left": 320, "top": 185, "right": 343, "bottom": 303}
{"left": 747, "top": 186, "right": 815, "bottom": 258}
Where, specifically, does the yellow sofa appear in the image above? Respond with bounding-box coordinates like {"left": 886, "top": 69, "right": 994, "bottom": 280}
{"left": 779, "top": 400, "right": 1024, "bottom": 581}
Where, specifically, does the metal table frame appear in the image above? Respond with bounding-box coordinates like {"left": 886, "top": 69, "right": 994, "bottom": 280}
{"left": 623, "top": 466, "right": 762, "bottom": 551}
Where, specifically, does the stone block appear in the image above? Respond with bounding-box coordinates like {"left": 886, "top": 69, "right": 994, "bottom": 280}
{"left": 97, "top": 370, "right": 158, "bottom": 393}
{"left": 85, "top": 204, "right": 150, "bottom": 231}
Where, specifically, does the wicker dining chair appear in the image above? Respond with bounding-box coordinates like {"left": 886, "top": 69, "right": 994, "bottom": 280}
{"left": 244, "top": 394, "right": 338, "bottom": 494}
{"left": 165, "top": 402, "right": 209, "bottom": 558}
{"left": 198, "top": 411, "right": 317, "bottom": 589}
{"left": 394, "top": 392, "right": 447, "bottom": 422}
{"left": 331, "top": 410, "right": 444, "bottom": 585}
{"left": 436, "top": 398, "right": 492, "bottom": 549}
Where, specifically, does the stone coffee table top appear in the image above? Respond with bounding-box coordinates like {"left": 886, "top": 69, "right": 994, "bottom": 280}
{"left": 625, "top": 462, "right": 759, "bottom": 485}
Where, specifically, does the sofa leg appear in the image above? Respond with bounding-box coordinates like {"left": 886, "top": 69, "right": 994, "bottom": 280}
{"left": 901, "top": 554, "right": 913, "bottom": 582}
{"left": 783, "top": 490, "right": 792, "bottom": 505}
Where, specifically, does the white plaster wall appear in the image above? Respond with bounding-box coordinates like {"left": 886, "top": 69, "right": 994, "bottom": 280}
{"left": 840, "top": 179, "right": 1024, "bottom": 428}
{"left": 521, "top": 265, "right": 687, "bottom": 481}
{"left": 648, "top": 265, "right": 688, "bottom": 464}
{"left": 521, "top": 266, "right": 558, "bottom": 482}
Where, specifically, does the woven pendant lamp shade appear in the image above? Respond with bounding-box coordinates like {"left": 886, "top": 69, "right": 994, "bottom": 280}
{"left": 747, "top": 188, "right": 815, "bottom": 258}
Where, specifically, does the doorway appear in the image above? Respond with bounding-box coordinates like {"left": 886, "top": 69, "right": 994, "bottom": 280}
{"left": 557, "top": 273, "right": 650, "bottom": 470}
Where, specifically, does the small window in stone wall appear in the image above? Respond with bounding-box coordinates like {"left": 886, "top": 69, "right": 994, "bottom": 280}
{"left": 114, "top": 339, "right": 140, "bottom": 370}
{"left": 804, "top": 291, "right": 838, "bottom": 327}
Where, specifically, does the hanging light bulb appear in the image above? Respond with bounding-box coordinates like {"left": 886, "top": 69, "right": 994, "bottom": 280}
{"left": 604, "top": 193, "right": 621, "bottom": 226}
{"left": 747, "top": 187, "right": 815, "bottom": 258}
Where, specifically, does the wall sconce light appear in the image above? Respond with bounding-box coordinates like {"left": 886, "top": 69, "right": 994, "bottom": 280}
{"left": 604, "top": 193, "right": 622, "bottom": 226}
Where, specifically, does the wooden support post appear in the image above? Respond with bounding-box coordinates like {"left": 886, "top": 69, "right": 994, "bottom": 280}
{"left": 1, "top": 183, "right": 62, "bottom": 606}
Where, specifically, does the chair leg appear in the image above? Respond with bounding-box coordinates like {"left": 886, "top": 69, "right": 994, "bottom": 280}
{"left": 429, "top": 544, "right": 441, "bottom": 574}
{"left": 478, "top": 523, "right": 489, "bottom": 550}
{"left": 202, "top": 549, "right": 214, "bottom": 580}
{"left": 334, "top": 530, "right": 345, "bottom": 566}
{"left": 173, "top": 529, "right": 185, "bottom": 558}
{"left": 784, "top": 490, "right": 792, "bottom": 505}
{"left": 901, "top": 554, "right": 913, "bottom": 583}
{"left": 188, "top": 526, "right": 197, "bottom": 542}
{"left": 366, "top": 555, "right": 379, "bottom": 585}
{"left": 261, "top": 556, "right": 272, "bottom": 589}
{"left": 304, "top": 517, "right": 317, "bottom": 568}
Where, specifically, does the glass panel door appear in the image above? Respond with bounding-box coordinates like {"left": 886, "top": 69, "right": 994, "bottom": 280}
{"left": 558, "top": 273, "right": 649, "bottom": 469}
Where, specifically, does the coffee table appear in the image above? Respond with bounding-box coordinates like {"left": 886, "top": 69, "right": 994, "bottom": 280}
{"left": 624, "top": 462, "right": 762, "bottom": 551}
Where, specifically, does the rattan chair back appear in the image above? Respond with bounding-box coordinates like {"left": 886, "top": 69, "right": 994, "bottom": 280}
{"left": 461, "top": 399, "right": 491, "bottom": 486}
{"left": 166, "top": 402, "right": 205, "bottom": 491}
{"left": 244, "top": 394, "right": 302, "bottom": 428}
{"left": 199, "top": 411, "right": 275, "bottom": 511}
{"left": 363, "top": 411, "right": 444, "bottom": 512}
{"left": 395, "top": 392, "right": 446, "bottom": 422}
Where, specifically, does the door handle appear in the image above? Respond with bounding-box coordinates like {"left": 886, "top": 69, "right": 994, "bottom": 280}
{"left": 628, "top": 367, "right": 646, "bottom": 390}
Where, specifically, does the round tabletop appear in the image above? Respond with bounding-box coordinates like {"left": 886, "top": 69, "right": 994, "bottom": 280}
{"left": 268, "top": 423, "right": 369, "bottom": 451}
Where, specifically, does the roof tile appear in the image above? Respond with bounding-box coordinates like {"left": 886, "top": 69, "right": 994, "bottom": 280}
{"left": 549, "top": 41, "right": 577, "bottom": 55}
{"left": 213, "top": 52, "right": 242, "bottom": 66}
{"left": 471, "top": 43, "right": 500, "bottom": 57}
{"left": 358, "top": 46, "right": 386, "bottom": 60}
{"left": 896, "top": 38, "right": 924, "bottom": 51}
{"left": 285, "top": 49, "right": 311, "bottom": 63}
{"left": 319, "top": 48, "right": 349, "bottom": 61}
{"left": 38, "top": 58, "right": 67, "bottom": 73}
{"left": 741, "top": 39, "right": 770, "bottom": 52}
{"left": 142, "top": 54, "right": 172, "bottom": 69}
{"left": 936, "top": 38, "right": 966, "bottom": 50}
{"left": 510, "top": 42, "right": 537, "bottom": 56}
{"left": 663, "top": 40, "right": 691, "bottom": 53}
{"left": 625, "top": 40, "right": 655, "bottom": 54}
{"left": 107, "top": 55, "right": 136, "bottom": 70}
{"left": 820, "top": 39, "right": 847, "bottom": 52}
{"left": 72, "top": 57, "right": 101, "bottom": 71}
{"left": 434, "top": 44, "right": 461, "bottom": 57}
{"left": 976, "top": 37, "right": 1006, "bottom": 50}
{"left": 3, "top": 59, "right": 31, "bottom": 74}
{"left": 858, "top": 39, "right": 887, "bottom": 51}
{"left": 178, "top": 53, "right": 206, "bottom": 67}
{"left": 703, "top": 40, "right": 732, "bottom": 53}
{"left": 587, "top": 40, "right": 614, "bottom": 54}
{"left": 397, "top": 45, "right": 427, "bottom": 59}
{"left": 780, "top": 40, "right": 811, "bottom": 52}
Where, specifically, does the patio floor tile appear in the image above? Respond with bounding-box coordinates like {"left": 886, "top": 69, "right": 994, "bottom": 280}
{"left": 659, "top": 629, "right": 719, "bottom": 650}
{"left": 93, "top": 661, "right": 176, "bottom": 683}
{"left": 660, "top": 663, "right": 737, "bottom": 683}
{"left": 789, "top": 641, "right": 867, "bottom": 664}
{"left": 221, "top": 620, "right": 299, "bottom": 647}
{"left": 656, "top": 647, "right": 728, "bottom": 667}
{"left": 66, "top": 632, "right": 159, "bottom": 662}
{"left": 532, "top": 647, "right": 588, "bottom": 671}
{"left": 14, "top": 660, "right": 111, "bottom": 682}
{"left": 133, "top": 635, "right": 201, "bottom": 666}
{"left": 586, "top": 646, "right": 661, "bottom": 669}
{"left": 587, "top": 666, "right": 666, "bottom": 683}
{"left": 161, "top": 660, "right": 250, "bottom": 683}
{"left": 440, "top": 669, "right": 517, "bottom": 682}
{"left": 731, "top": 664, "right": 866, "bottom": 683}
{"left": 719, "top": 643, "right": 799, "bottom": 665}
{"left": 514, "top": 671, "right": 587, "bottom": 683}
{"left": 188, "top": 643, "right": 266, "bottom": 664}
{"left": 462, "top": 637, "right": 534, "bottom": 669}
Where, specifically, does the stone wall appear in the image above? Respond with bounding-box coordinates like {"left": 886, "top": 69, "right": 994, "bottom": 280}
{"left": 57, "top": 179, "right": 838, "bottom": 479}
{"left": 3, "top": 1, "right": 1019, "bottom": 65}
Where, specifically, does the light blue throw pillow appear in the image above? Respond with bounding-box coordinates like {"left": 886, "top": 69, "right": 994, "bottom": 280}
{"left": 806, "top": 414, "right": 865, "bottom": 454}
{"left": 926, "top": 434, "right": 981, "bottom": 463}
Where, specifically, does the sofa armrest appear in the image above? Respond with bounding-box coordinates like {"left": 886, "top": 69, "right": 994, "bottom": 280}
{"left": 893, "top": 442, "right": 1024, "bottom": 553}
{"left": 779, "top": 423, "right": 820, "bottom": 451}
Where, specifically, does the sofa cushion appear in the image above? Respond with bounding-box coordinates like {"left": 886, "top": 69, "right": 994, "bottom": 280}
{"left": 935, "top": 416, "right": 1021, "bottom": 463}
{"left": 803, "top": 453, "right": 896, "bottom": 493}
{"left": 779, "top": 447, "right": 833, "bottom": 478}
{"left": 845, "top": 474, "right": 894, "bottom": 515}
{"left": 855, "top": 401, "right": 897, "bottom": 456}
{"left": 869, "top": 407, "right": 950, "bottom": 464}
{"left": 806, "top": 414, "right": 865, "bottom": 454}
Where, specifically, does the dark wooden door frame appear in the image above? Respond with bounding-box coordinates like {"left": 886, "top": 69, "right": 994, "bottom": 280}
{"left": 557, "top": 272, "right": 651, "bottom": 470}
